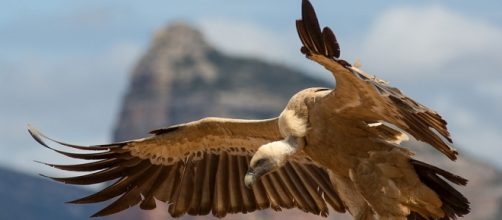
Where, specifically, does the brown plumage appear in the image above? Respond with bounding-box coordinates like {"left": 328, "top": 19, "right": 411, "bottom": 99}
{"left": 295, "top": 0, "right": 468, "bottom": 219}
{"left": 29, "top": 120, "right": 344, "bottom": 218}
{"left": 29, "top": 0, "right": 469, "bottom": 219}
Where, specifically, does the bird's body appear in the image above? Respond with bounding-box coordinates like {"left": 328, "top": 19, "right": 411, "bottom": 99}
{"left": 29, "top": 0, "right": 470, "bottom": 219}
{"left": 306, "top": 112, "right": 442, "bottom": 219}
{"left": 257, "top": 87, "right": 445, "bottom": 219}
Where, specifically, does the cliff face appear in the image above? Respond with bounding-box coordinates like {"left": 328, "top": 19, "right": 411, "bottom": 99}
{"left": 111, "top": 23, "right": 502, "bottom": 220}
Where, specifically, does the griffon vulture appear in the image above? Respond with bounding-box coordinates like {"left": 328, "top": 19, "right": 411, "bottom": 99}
{"left": 29, "top": 0, "right": 470, "bottom": 219}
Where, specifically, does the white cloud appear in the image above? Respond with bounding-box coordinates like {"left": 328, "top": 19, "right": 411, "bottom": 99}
{"left": 430, "top": 94, "right": 502, "bottom": 167}
{"left": 474, "top": 80, "right": 502, "bottom": 112}
{"left": 197, "top": 19, "right": 297, "bottom": 62}
{"left": 359, "top": 5, "right": 502, "bottom": 82}
{"left": 196, "top": 18, "right": 333, "bottom": 80}
{"left": 475, "top": 80, "right": 502, "bottom": 98}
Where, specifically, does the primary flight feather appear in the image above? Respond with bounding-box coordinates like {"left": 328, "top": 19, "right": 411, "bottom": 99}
{"left": 29, "top": 0, "right": 469, "bottom": 219}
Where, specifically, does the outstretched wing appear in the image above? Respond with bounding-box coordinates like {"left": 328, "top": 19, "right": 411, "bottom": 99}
{"left": 296, "top": 0, "right": 457, "bottom": 160}
{"left": 29, "top": 117, "right": 345, "bottom": 218}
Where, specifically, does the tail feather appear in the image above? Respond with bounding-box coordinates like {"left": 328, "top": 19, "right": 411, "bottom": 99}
{"left": 410, "top": 159, "right": 470, "bottom": 220}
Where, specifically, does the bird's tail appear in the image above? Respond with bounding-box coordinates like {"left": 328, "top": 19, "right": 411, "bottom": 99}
{"left": 409, "top": 159, "right": 470, "bottom": 220}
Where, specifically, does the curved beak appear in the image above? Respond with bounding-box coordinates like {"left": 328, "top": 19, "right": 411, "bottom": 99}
{"left": 244, "top": 169, "right": 257, "bottom": 189}
{"left": 244, "top": 162, "right": 274, "bottom": 188}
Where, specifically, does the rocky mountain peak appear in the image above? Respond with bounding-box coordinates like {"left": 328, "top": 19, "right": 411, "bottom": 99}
{"left": 113, "top": 22, "right": 326, "bottom": 142}
{"left": 150, "top": 22, "right": 213, "bottom": 59}
{"left": 130, "top": 22, "right": 218, "bottom": 85}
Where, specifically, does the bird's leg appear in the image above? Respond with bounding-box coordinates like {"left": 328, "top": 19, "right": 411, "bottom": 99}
{"left": 245, "top": 136, "right": 303, "bottom": 188}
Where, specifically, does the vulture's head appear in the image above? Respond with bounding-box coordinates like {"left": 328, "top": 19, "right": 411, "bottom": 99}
{"left": 245, "top": 139, "right": 296, "bottom": 188}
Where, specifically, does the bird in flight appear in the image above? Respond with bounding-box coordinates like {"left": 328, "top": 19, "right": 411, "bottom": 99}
{"left": 29, "top": 0, "right": 470, "bottom": 219}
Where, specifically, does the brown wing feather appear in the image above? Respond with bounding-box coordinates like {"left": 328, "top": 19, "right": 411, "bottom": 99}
{"left": 187, "top": 158, "right": 204, "bottom": 215}
{"left": 228, "top": 155, "right": 243, "bottom": 213}
{"left": 169, "top": 160, "right": 195, "bottom": 217}
{"left": 282, "top": 163, "right": 321, "bottom": 214}
{"left": 288, "top": 163, "right": 329, "bottom": 216}
{"left": 296, "top": 0, "right": 457, "bottom": 160}
{"left": 276, "top": 168, "right": 309, "bottom": 211}
{"left": 237, "top": 156, "right": 257, "bottom": 212}
{"left": 199, "top": 153, "right": 218, "bottom": 214}
{"left": 212, "top": 152, "right": 230, "bottom": 217}
{"left": 30, "top": 121, "right": 346, "bottom": 217}
{"left": 140, "top": 166, "right": 170, "bottom": 210}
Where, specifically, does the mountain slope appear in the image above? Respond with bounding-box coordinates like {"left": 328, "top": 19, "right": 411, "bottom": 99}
{"left": 0, "top": 167, "right": 104, "bottom": 220}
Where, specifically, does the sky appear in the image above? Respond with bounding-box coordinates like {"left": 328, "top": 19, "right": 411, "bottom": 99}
{"left": 1, "top": 0, "right": 501, "bottom": 178}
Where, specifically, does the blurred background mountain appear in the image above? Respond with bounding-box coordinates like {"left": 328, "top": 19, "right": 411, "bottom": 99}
{"left": 1, "top": 0, "right": 502, "bottom": 219}
{"left": 0, "top": 166, "right": 103, "bottom": 220}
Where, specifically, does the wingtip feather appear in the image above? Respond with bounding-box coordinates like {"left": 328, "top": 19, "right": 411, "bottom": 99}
{"left": 38, "top": 173, "right": 50, "bottom": 179}
{"left": 297, "top": 0, "right": 343, "bottom": 61}
{"left": 39, "top": 173, "right": 66, "bottom": 184}
{"left": 300, "top": 0, "right": 324, "bottom": 54}
{"left": 34, "top": 160, "right": 61, "bottom": 170}
{"left": 90, "top": 212, "right": 103, "bottom": 218}
{"left": 28, "top": 125, "right": 51, "bottom": 148}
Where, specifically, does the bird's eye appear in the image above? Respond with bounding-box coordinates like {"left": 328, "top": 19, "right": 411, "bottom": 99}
{"left": 254, "top": 158, "right": 267, "bottom": 167}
